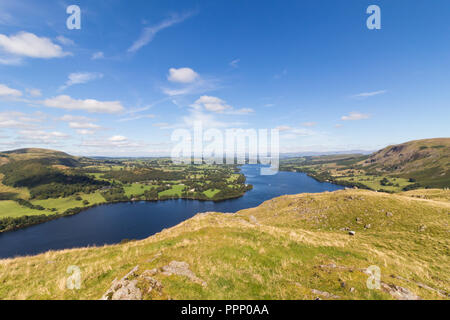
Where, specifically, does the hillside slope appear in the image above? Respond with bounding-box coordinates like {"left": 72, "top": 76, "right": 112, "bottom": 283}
{"left": 0, "top": 148, "right": 80, "bottom": 167}
{"left": 0, "top": 189, "right": 448, "bottom": 300}
{"left": 361, "top": 138, "right": 450, "bottom": 187}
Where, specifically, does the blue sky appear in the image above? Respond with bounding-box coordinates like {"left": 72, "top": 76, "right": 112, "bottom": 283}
{"left": 0, "top": 0, "right": 449, "bottom": 156}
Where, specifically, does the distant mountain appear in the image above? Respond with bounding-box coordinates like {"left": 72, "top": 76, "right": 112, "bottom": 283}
{"left": 281, "top": 150, "right": 373, "bottom": 158}
{"left": 360, "top": 138, "right": 450, "bottom": 188}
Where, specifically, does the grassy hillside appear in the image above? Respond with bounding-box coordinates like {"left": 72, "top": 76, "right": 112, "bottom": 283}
{"left": 360, "top": 138, "right": 450, "bottom": 188}
{"left": 0, "top": 148, "right": 80, "bottom": 167}
{"left": 280, "top": 138, "right": 450, "bottom": 191}
{"left": 0, "top": 189, "right": 448, "bottom": 300}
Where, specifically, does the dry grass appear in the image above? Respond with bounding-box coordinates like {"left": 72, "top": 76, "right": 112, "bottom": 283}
{"left": 0, "top": 189, "right": 448, "bottom": 300}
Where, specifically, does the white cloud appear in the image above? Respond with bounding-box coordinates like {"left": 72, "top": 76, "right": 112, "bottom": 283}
{"left": 56, "top": 36, "right": 74, "bottom": 46}
{"left": 0, "top": 111, "right": 44, "bottom": 129}
{"left": 153, "top": 122, "right": 170, "bottom": 128}
{"left": 16, "top": 130, "right": 69, "bottom": 145}
{"left": 275, "top": 125, "right": 292, "bottom": 132}
{"left": 226, "top": 108, "right": 254, "bottom": 115}
{"left": 118, "top": 114, "right": 155, "bottom": 122}
{"left": 301, "top": 122, "right": 317, "bottom": 127}
{"left": 59, "top": 114, "right": 93, "bottom": 122}
{"left": 0, "top": 84, "right": 22, "bottom": 97}
{"left": 189, "top": 96, "right": 252, "bottom": 116}
{"left": 69, "top": 122, "right": 101, "bottom": 129}
{"left": 26, "top": 88, "right": 41, "bottom": 97}
{"left": 109, "top": 135, "right": 127, "bottom": 142}
{"left": 168, "top": 67, "right": 199, "bottom": 83}
{"left": 341, "top": 112, "right": 371, "bottom": 121}
{"left": 191, "top": 96, "right": 231, "bottom": 113}
{"left": 229, "top": 59, "right": 240, "bottom": 68}
{"left": 351, "top": 90, "right": 387, "bottom": 99}
{"left": 43, "top": 95, "right": 125, "bottom": 114}
{"left": 128, "top": 12, "right": 194, "bottom": 53}
{"left": 60, "top": 72, "right": 103, "bottom": 90}
{"left": 275, "top": 125, "right": 316, "bottom": 139}
{"left": 91, "top": 51, "right": 104, "bottom": 60}
{"left": 76, "top": 129, "right": 94, "bottom": 135}
{"left": 0, "top": 32, "right": 70, "bottom": 60}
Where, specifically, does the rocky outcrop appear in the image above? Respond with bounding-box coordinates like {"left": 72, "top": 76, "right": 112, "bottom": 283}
{"left": 101, "top": 266, "right": 142, "bottom": 300}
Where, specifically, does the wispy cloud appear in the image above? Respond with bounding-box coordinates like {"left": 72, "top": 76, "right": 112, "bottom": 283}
{"left": 341, "top": 112, "right": 371, "bottom": 121}
{"left": 128, "top": 12, "right": 195, "bottom": 53}
{"left": 56, "top": 36, "right": 74, "bottom": 46}
{"left": 229, "top": 59, "right": 240, "bottom": 68}
{"left": 60, "top": 72, "right": 104, "bottom": 90}
{"left": 0, "top": 83, "right": 22, "bottom": 97}
{"left": 118, "top": 114, "right": 156, "bottom": 122}
{"left": 91, "top": 51, "right": 104, "bottom": 60}
{"left": 351, "top": 90, "right": 387, "bottom": 99}
{"left": 190, "top": 95, "right": 253, "bottom": 115}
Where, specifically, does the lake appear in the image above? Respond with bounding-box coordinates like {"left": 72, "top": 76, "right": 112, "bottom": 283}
{"left": 0, "top": 165, "right": 343, "bottom": 258}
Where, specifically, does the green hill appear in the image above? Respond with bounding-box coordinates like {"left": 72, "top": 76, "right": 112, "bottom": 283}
{"left": 360, "top": 138, "right": 450, "bottom": 188}
{"left": 280, "top": 138, "right": 450, "bottom": 191}
{"left": 0, "top": 148, "right": 80, "bottom": 167}
{"left": 0, "top": 189, "right": 448, "bottom": 300}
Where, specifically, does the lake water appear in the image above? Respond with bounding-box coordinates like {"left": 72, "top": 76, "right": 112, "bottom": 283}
{"left": 0, "top": 165, "right": 343, "bottom": 258}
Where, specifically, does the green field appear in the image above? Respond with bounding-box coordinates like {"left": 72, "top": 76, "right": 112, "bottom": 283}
{"left": 203, "top": 189, "right": 221, "bottom": 198}
{"left": 0, "top": 201, "right": 50, "bottom": 218}
{"left": 31, "top": 192, "right": 107, "bottom": 214}
{"left": 158, "top": 184, "right": 185, "bottom": 197}
{"left": 338, "top": 175, "right": 414, "bottom": 192}
{"left": 123, "top": 183, "right": 156, "bottom": 198}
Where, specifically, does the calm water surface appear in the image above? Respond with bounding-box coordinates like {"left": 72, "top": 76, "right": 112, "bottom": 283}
{"left": 0, "top": 165, "right": 343, "bottom": 258}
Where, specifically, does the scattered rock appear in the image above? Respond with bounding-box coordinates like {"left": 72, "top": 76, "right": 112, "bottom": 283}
{"left": 142, "top": 268, "right": 158, "bottom": 277}
{"left": 141, "top": 275, "right": 164, "bottom": 294}
{"left": 350, "top": 287, "right": 355, "bottom": 293}
{"left": 162, "top": 261, "right": 207, "bottom": 287}
{"left": 355, "top": 217, "right": 361, "bottom": 223}
{"left": 349, "top": 231, "right": 356, "bottom": 236}
{"left": 101, "top": 266, "right": 142, "bottom": 300}
{"left": 386, "top": 212, "right": 393, "bottom": 217}
{"left": 364, "top": 224, "right": 371, "bottom": 229}
{"left": 418, "top": 225, "right": 427, "bottom": 232}
{"left": 390, "top": 274, "right": 448, "bottom": 298}
{"left": 311, "top": 289, "right": 340, "bottom": 299}
{"left": 381, "top": 283, "right": 421, "bottom": 300}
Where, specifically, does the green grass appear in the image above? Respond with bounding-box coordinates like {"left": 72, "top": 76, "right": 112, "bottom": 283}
{"left": 203, "top": 189, "right": 221, "bottom": 198}
{"left": 0, "top": 189, "right": 448, "bottom": 300}
{"left": 338, "top": 175, "right": 413, "bottom": 192}
{"left": 31, "top": 192, "right": 107, "bottom": 214}
{"left": 0, "top": 201, "right": 51, "bottom": 218}
{"left": 158, "top": 184, "right": 185, "bottom": 197}
{"left": 123, "top": 184, "right": 155, "bottom": 198}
